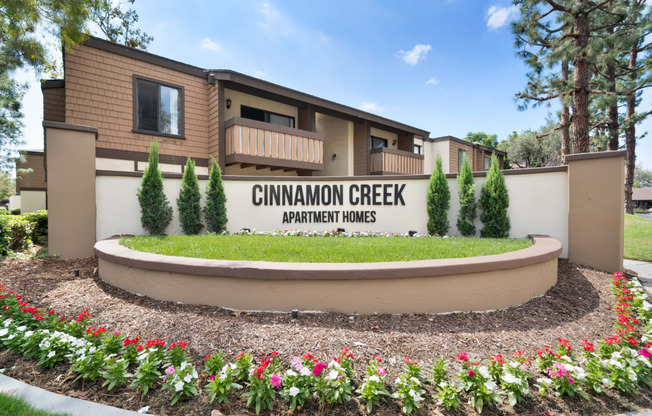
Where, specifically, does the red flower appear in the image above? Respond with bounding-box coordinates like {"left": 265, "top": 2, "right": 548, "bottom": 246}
{"left": 312, "top": 361, "right": 326, "bottom": 376}
{"left": 204, "top": 354, "right": 211, "bottom": 361}
{"left": 582, "top": 339, "right": 594, "bottom": 352}
{"left": 558, "top": 338, "right": 572, "bottom": 351}
{"left": 303, "top": 353, "right": 314, "bottom": 360}
{"left": 76, "top": 311, "right": 91, "bottom": 322}
{"left": 236, "top": 351, "right": 246, "bottom": 359}
{"left": 457, "top": 351, "right": 468, "bottom": 362}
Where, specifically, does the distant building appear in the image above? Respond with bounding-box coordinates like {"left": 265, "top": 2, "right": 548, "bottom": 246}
{"left": 633, "top": 188, "right": 652, "bottom": 210}
{"left": 14, "top": 150, "right": 46, "bottom": 213}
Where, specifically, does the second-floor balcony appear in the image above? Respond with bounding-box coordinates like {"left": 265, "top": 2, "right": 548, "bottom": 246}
{"left": 370, "top": 147, "right": 424, "bottom": 175}
{"left": 225, "top": 117, "right": 324, "bottom": 172}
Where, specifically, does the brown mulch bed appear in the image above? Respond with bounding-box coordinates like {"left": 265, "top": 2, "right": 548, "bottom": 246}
{"left": 0, "top": 255, "right": 651, "bottom": 415}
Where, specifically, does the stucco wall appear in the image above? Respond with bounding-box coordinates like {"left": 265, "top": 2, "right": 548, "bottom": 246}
{"left": 19, "top": 191, "right": 46, "bottom": 213}
{"left": 224, "top": 88, "right": 298, "bottom": 122}
{"left": 425, "top": 140, "right": 450, "bottom": 174}
{"left": 314, "top": 113, "right": 353, "bottom": 176}
{"left": 95, "top": 171, "right": 570, "bottom": 258}
{"left": 370, "top": 127, "right": 398, "bottom": 150}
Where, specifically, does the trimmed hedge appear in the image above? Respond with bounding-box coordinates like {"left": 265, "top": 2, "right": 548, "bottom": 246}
{"left": 0, "top": 210, "right": 48, "bottom": 255}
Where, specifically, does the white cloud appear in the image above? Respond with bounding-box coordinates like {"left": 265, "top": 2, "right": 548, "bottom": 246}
{"left": 360, "top": 102, "right": 384, "bottom": 112}
{"left": 396, "top": 44, "right": 432, "bottom": 66}
{"left": 250, "top": 69, "right": 269, "bottom": 79}
{"left": 257, "top": 1, "right": 294, "bottom": 37}
{"left": 486, "top": 5, "right": 519, "bottom": 30}
{"left": 200, "top": 37, "right": 221, "bottom": 51}
{"left": 426, "top": 77, "right": 440, "bottom": 85}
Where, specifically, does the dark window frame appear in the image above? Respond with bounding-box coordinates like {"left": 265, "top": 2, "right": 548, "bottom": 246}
{"left": 370, "top": 136, "right": 388, "bottom": 149}
{"left": 240, "top": 105, "right": 295, "bottom": 128}
{"left": 132, "top": 75, "right": 185, "bottom": 139}
{"left": 458, "top": 148, "right": 468, "bottom": 172}
{"left": 484, "top": 155, "right": 491, "bottom": 171}
{"left": 413, "top": 144, "right": 422, "bottom": 155}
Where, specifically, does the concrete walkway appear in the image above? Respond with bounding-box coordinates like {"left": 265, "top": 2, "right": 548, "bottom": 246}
{"left": 624, "top": 259, "right": 652, "bottom": 295}
{"left": 0, "top": 373, "right": 145, "bottom": 415}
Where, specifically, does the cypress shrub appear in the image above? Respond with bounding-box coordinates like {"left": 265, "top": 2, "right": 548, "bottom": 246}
{"left": 177, "top": 158, "right": 203, "bottom": 235}
{"left": 456, "top": 154, "right": 477, "bottom": 236}
{"left": 479, "top": 153, "right": 510, "bottom": 238}
{"left": 203, "top": 157, "right": 228, "bottom": 233}
{"left": 137, "top": 141, "right": 173, "bottom": 235}
{"left": 426, "top": 156, "right": 450, "bottom": 236}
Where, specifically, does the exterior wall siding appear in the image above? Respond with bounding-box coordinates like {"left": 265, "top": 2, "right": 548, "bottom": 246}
{"left": 16, "top": 153, "right": 46, "bottom": 192}
{"left": 43, "top": 87, "right": 66, "bottom": 122}
{"left": 448, "top": 140, "right": 474, "bottom": 173}
{"left": 64, "top": 44, "right": 209, "bottom": 160}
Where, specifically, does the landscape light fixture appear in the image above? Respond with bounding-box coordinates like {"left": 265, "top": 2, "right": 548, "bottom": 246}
{"left": 74, "top": 270, "right": 80, "bottom": 277}
{"left": 408, "top": 230, "right": 417, "bottom": 237}
{"left": 226, "top": 98, "right": 232, "bottom": 109}
{"left": 292, "top": 309, "right": 299, "bottom": 319}
{"left": 242, "top": 228, "right": 251, "bottom": 232}
{"left": 337, "top": 227, "right": 345, "bottom": 233}
{"left": 332, "top": 153, "right": 337, "bottom": 160}
{"left": 392, "top": 139, "right": 397, "bottom": 146}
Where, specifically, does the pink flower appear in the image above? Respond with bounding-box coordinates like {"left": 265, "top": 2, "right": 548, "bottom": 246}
{"left": 165, "top": 366, "right": 175, "bottom": 376}
{"left": 568, "top": 377, "right": 574, "bottom": 384}
{"left": 291, "top": 356, "right": 303, "bottom": 371}
{"left": 313, "top": 361, "right": 326, "bottom": 376}
{"left": 377, "top": 367, "right": 386, "bottom": 376}
{"left": 468, "top": 370, "right": 475, "bottom": 377}
{"left": 639, "top": 349, "right": 652, "bottom": 358}
{"left": 209, "top": 375, "right": 215, "bottom": 381}
{"left": 162, "top": 375, "right": 167, "bottom": 382}
{"left": 270, "top": 373, "right": 281, "bottom": 388}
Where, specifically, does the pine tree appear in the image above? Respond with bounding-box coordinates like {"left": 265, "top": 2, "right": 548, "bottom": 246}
{"left": 137, "top": 141, "right": 172, "bottom": 235}
{"left": 203, "top": 157, "right": 228, "bottom": 233}
{"left": 426, "top": 156, "right": 450, "bottom": 236}
{"left": 479, "top": 154, "right": 510, "bottom": 239}
{"left": 456, "top": 154, "right": 476, "bottom": 237}
{"left": 177, "top": 158, "right": 203, "bottom": 235}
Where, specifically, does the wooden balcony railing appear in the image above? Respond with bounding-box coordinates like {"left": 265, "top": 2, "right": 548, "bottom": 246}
{"left": 225, "top": 117, "right": 324, "bottom": 172}
{"left": 369, "top": 147, "right": 424, "bottom": 175}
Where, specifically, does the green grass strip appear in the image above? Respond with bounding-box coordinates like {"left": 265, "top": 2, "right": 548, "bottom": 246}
{"left": 625, "top": 214, "right": 652, "bottom": 262}
{"left": 0, "top": 392, "right": 72, "bottom": 416}
{"left": 121, "top": 235, "right": 532, "bottom": 263}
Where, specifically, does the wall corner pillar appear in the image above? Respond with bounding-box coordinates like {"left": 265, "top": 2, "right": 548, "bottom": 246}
{"left": 44, "top": 121, "right": 97, "bottom": 259}
{"left": 567, "top": 150, "right": 626, "bottom": 273}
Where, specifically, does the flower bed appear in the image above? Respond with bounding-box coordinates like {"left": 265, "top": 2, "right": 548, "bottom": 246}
{"left": 0, "top": 271, "right": 650, "bottom": 415}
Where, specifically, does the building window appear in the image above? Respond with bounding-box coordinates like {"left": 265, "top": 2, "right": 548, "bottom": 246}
{"left": 413, "top": 144, "right": 422, "bottom": 155}
{"left": 458, "top": 149, "right": 468, "bottom": 172}
{"left": 135, "top": 77, "right": 183, "bottom": 136}
{"left": 241, "top": 105, "right": 295, "bottom": 128}
{"left": 484, "top": 156, "right": 491, "bottom": 171}
{"left": 371, "top": 136, "right": 388, "bottom": 149}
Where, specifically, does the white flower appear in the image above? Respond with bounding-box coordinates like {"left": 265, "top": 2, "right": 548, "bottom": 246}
{"left": 628, "top": 370, "right": 638, "bottom": 381}
{"left": 410, "top": 376, "right": 420, "bottom": 384}
{"left": 180, "top": 361, "right": 188, "bottom": 370}
{"left": 328, "top": 360, "right": 341, "bottom": 368}
{"left": 629, "top": 359, "right": 639, "bottom": 368}
{"left": 174, "top": 381, "right": 184, "bottom": 392}
{"left": 24, "top": 331, "right": 33, "bottom": 338}
{"left": 192, "top": 369, "right": 198, "bottom": 379}
{"left": 0, "top": 329, "right": 9, "bottom": 337}
{"left": 326, "top": 370, "right": 338, "bottom": 380}
{"left": 3, "top": 319, "right": 12, "bottom": 327}
{"left": 16, "top": 325, "right": 26, "bottom": 332}
{"left": 300, "top": 367, "right": 311, "bottom": 377}
{"left": 484, "top": 380, "right": 496, "bottom": 391}
{"left": 7, "top": 334, "right": 15, "bottom": 340}
{"left": 537, "top": 377, "right": 552, "bottom": 385}
{"left": 602, "top": 378, "right": 610, "bottom": 385}
{"left": 289, "top": 386, "right": 300, "bottom": 397}
{"left": 369, "top": 375, "right": 380, "bottom": 383}
{"left": 478, "top": 366, "right": 490, "bottom": 378}
{"left": 286, "top": 369, "right": 297, "bottom": 377}
{"left": 183, "top": 374, "right": 192, "bottom": 383}
{"left": 612, "top": 351, "right": 622, "bottom": 359}
{"left": 609, "top": 359, "right": 624, "bottom": 369}
{"left": 503, "top": 373, "right": 517, "bottom": 384}
{"left": 47, "top": 351, "right": 56, "bottom": 358}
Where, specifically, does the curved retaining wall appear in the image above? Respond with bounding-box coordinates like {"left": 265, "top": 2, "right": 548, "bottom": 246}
{"left": 95, "top": 235, "right": 562, "bottom": 314}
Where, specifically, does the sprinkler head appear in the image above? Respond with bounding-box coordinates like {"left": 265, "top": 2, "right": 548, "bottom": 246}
{"left": 74, "top": 270, "right": 80, "bottom": 277}
{"left": 292, "top": 309, "right": 299, "bottom": 319}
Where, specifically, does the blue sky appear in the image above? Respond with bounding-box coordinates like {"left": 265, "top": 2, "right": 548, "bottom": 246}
{"left": 16, "top": 0, "right": 652, "bottom": 169}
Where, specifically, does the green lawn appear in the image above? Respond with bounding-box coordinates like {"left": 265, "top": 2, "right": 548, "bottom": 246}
{"left": 121, "top": 235, "right": 533, "bottom": 263}
{"left": 0, "top": 392, "right": 71, "bottom": 416}
{"left": 625, "top": 213, "right": 652, "bottom": 262}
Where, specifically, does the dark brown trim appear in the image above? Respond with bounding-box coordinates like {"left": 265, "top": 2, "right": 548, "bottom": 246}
{"left": 132, "top": 75, "right": 185, "bottom": 139}
{"left": 225, "top": 117, "right": 325, "bottom": 141}
{"left": 95, "top": 235, "right": 561, "bottom": 280}
{"left": 20, "top": 150, "right": 44, "bottom": 156}
{"left": 565, "top": 150, "right": 627, "bottom": 161}
{"left": 43, "top": 121, "right": 98, "bottom": 138}
{"left": 17, "top": 187, "right": 47, "bottom": 192}
{"left": 430, "top": 135, "right": 507, "bottom": 157}
{"left": 370, "top": 147, "right": 425, "bottom": 159}
{"left": 217, "top": 80, "right": 226, "bottom": 168}
{"left": 444, "top": 165, "right": 568, "bottom": 179}
{"left": 96, "top": 148, "right": 209, "bottom": 167}
{"left": 225, "top": 154, "right": 323, "bottom": 172}
{"left": 82, "top": 37, "right": 206, "bottom": 78}
{"left": 41, "top": 79, "right": 65, "bottom": 89}
{"left": 96, "top": 170, "right": 209, "bottom": 180}
{"left": 223, "top": 174, "right": 432, "bottom": 181}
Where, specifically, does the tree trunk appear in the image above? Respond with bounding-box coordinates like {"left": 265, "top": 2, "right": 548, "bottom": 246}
{"left": 624, "top": 44, "right": 638, "bottom": 215}
{"left": 571, "top": 1, "right": 590, "bottom": 154}
{"left": 561, "top": 60, "right": 571, "bottom": 158}
{"left": 606, "top": 27, "right": 619, "bottom": 151}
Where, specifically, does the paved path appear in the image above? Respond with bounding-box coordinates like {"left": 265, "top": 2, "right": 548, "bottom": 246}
{"left": 624, "top": 259, "right": 652, "bottom": 296}
{"left": 635, "top": 213, "right": 652, "bottom": 220}
{"left": 0, "top": 373, "right": 145, "bottom": 416}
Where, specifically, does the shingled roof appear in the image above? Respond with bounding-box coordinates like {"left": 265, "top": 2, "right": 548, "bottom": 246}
{"left": 633, "top": 188, "right": 652, "bottom": 201}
